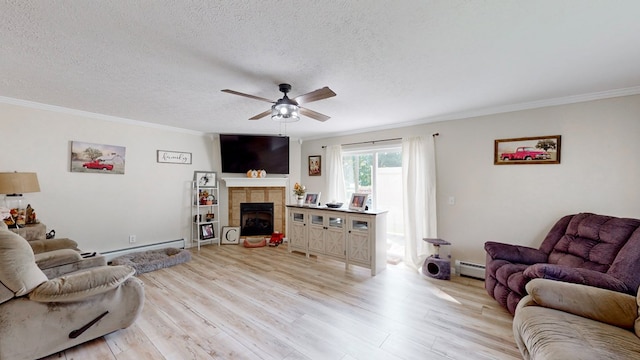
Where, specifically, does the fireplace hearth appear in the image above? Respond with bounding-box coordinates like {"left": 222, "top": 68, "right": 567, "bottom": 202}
{"left": 240, "top": 202, "right": 274, "bottom": 236}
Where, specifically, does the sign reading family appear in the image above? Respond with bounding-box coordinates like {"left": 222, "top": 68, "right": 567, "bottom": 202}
{"left": 157, "top": 150, "right": 192, "bottom": 164}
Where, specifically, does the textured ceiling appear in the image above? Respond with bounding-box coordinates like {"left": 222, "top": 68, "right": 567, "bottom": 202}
{"left": 1, "top": 1, "right": 640, "bottom": 139}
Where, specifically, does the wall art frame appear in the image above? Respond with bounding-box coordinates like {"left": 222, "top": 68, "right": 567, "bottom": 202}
{"left": 157, "top": 150, "right": 192, "bottom": 164}
{"left": 70, "top": 140, "right": 126, "bottom": 174}
{"left": 308, "top": 155, "right": 321, "bottom": 176}
{"left": 494, "top": 135, "right": 561, "bottom": 165}
{"left": 193, "top": 171, "right": 216, "bottom": 186}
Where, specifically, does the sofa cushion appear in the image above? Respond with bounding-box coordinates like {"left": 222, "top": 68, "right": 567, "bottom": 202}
{"left": 0, "top": 229, "right": 47, "bottom": 296}
{"left": 514, "top": 305, "right": 640, "bottom": 360}
{"left": 548, "top": 214, "right": 640, "bottom": 271}
{"left": 29, "top": 265, "right": 135, "bottom": 302}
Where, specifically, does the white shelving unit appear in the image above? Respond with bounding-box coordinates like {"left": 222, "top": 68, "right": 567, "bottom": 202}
{"left": 191, "top": 180, "right": 220, "bottom": 250}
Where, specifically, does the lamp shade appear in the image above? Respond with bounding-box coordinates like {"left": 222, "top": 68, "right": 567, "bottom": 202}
{"left": 0, "top": 172, "right": 40, "bottom": 195}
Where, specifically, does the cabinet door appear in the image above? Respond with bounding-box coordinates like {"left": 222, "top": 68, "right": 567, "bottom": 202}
{"left": 289, "top": 211, "right": 307, "bottom": 250}
{"left": 348, "top": 217, "right": 371, "bottom": 264}
{"left": 308, "top": 214, "right": 325, "bottom": 253}
{"left": 325, "top": 215, "right": 345, "bottom": 258}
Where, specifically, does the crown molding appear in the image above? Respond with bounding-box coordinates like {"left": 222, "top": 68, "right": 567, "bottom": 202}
{"left": 0, "top": 96, "right": 205, "bottom": 136}
{"left": 305, "top": 86, "right": 640, "bottom": 141}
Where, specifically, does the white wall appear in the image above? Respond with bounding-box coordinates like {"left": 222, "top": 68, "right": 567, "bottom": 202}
{"left": 0, "top": 101, "right": 215, "bottom": 252}
{"left": 1, "top": 100, "right": 304, "bottom": 252}
{"left": 300, "top": 95, "right": 640, "bottom": 265}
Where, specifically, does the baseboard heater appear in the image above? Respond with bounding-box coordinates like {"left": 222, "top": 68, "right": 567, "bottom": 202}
{"left": 102, "top": 238, "right": 185, "bottom": 262}
{"left": 455, "top": 260, "right": 486, "bottom": 280}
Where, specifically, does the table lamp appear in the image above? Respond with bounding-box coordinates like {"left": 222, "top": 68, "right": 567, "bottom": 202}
{"left": 0, "top": 172, "right": 40, "bottom": 227}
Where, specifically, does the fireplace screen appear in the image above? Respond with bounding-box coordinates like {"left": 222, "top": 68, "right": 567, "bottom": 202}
{"left": 240, "top": 202, "right": 274, "bottom": 236}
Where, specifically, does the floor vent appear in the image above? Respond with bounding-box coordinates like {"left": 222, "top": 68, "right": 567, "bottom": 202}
{"left": 455, "top": 260, "right": 486, "bottom": 280}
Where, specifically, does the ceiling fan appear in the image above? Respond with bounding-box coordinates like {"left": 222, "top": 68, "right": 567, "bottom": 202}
{"left": 221, "top": 83, "right": 336, "bottom": 122}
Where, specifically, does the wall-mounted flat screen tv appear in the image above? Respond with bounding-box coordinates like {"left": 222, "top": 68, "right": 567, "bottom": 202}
{"left": 220, "top": 134, "right": 290, "bottom": 174}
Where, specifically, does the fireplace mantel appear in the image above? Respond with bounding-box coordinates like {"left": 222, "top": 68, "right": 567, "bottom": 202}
{"left": 222, "top": 177, "right": 288, "bottom": 188}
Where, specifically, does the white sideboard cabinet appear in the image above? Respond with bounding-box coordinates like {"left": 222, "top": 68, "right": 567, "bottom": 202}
{"left": 286, "top": 205, "right": 388, "bottom": 275}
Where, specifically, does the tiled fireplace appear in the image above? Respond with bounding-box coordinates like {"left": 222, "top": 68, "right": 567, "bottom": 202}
{"left": 223, "top": 178, "right": 287, "bottom": 236}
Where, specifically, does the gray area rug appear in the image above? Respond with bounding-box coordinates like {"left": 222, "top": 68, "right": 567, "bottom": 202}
{"left": 111, "top": 247, "right": 191, "bottom": 274}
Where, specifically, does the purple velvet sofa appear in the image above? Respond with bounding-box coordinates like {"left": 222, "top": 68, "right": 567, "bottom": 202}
{"left": 484, "top": 213, "right": 640, "bottom": 314}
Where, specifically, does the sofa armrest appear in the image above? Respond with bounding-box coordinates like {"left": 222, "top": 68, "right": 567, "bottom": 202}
{"left": 523, "top": 278, "right": 638, "bottom": 330}
{"left": 28, "top": 265, "right": 135, "bottom": 302}
{"left": 29, "top": 237, "right": 80, "bottom": 254}
{"left": 523, "top": 263, "right": 630, "bottom": 293}
{"left": 34, "top": 249, "right": 82, "bottom": 270}
{"left": 484, "top": 241, "right": 548, "bottom": 264}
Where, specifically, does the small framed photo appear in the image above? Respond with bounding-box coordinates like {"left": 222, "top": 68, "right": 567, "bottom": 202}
{"left": 194, "top": 171, "right": 216, "bottom": 186}
{"left": 200, "top": 223, "right": 215, "bottom": 240}
{"left": 304, "top": 192, "right": 321, "bottom": 207}
{"left": 308, "top": 155, "right": 321, "bottom": 176}
{"left": 349, "top": 193, "right": 369, "bottom": 211}
{"left": 494, "top": 135, "right": 561, "bottom": 165}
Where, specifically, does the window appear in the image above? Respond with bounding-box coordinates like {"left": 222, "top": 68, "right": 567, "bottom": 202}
{"left": 342, "top": 146, "right": 404, "bottom": 258}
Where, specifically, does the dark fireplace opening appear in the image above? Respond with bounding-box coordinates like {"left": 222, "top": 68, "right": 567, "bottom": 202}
{"left": 240, "top": 202, "right": 274, "bottom": 236}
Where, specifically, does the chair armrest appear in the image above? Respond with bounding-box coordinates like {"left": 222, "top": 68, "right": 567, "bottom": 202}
{"left": 34, "top": 249, "right": 82, "bottom": 270}
{"left": 523, "top": 263, "right": 630, "bottom": 293}
{"left": 28, "top": 265, "right": 136, "bottom": 302}
{"left": 484, "top": 241, "right": 548, "bottom": 264}
{"left": 523, "top": 278, "right": 638, "bottom": 330}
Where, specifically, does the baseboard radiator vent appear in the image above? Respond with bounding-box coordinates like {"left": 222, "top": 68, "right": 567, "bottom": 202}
{"left": 455, "top": 260, "right": 486, "bottom": 280}
{"left": 102, "top": 238, "right": 185, "bottom": 262}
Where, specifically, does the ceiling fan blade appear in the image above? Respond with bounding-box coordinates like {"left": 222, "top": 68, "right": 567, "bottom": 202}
{"left": 221, "top": 89, "right": 275, "bottom": 103}
{"left": 248, "top": 109, "right": 272, "bottom": 120}
{"left": 292, "top": 87, "right": 336, "bottom": 105}
{"left": 299, "top": 107, "right": 330, "bottom": 122}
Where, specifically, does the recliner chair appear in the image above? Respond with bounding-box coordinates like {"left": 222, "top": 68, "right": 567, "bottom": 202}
{"left": 0, "top": 226, "right": 144, "bottom": 360}
{"left": 484, "top": 212, "right": 640, "bottom": 314}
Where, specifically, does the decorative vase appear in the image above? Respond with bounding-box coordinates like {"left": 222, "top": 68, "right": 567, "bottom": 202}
{"left": 296, "top": 195, "right": 304, "bottom": 206}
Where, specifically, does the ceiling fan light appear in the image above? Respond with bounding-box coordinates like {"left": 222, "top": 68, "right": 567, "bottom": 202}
{"left": 271, "top": 104, "right": 300, "bottom": 122}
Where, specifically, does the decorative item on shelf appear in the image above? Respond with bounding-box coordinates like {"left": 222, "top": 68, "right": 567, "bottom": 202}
{"left": 199, "top": 189, "right": 210, "bottom": 205}
{"left": 0, "top": 172, "right": 40, "bottom": 228}
{"left": 200, "top": 223, "right": 215, "bottom": 240}
{"left": 348, "top": 193, "right": 369, "bottom": 212}
{"left": 205, "top": 212, "right": 215, "bottom": 222}
{"left": 257, "top": 169, "right": 267, "bottom": 178}
{"left": 304, "top": 192, "right": 321, "bottom": 207}
{"left": 246, "top": 169, "right": 259, "bottom": 178}
{"left": 326, "top": 202, "right": 343, "bottom": 209}
{"left": 293, "top": 182, "right": 306, "bottom": 206}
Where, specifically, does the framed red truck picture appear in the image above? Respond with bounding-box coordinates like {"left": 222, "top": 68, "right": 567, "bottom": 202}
{"left": 494, "top": 135, "right": 561, "bottom": 165}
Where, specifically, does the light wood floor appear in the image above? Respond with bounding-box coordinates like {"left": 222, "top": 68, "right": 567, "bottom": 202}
{"left": 41, "top": 244, "right": 521, "bottom": 360}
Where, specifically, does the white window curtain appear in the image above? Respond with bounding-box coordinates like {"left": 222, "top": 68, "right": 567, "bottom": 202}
{"left": 324, "top": 144, "right": 347, "bottom": 204}
{"left": 402, "top": 135, "right": 437, "bottom": 269}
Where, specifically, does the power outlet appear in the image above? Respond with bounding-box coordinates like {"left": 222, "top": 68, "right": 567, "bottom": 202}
{"left": 129, "top": 235, "right": 136, "bottom": 243}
